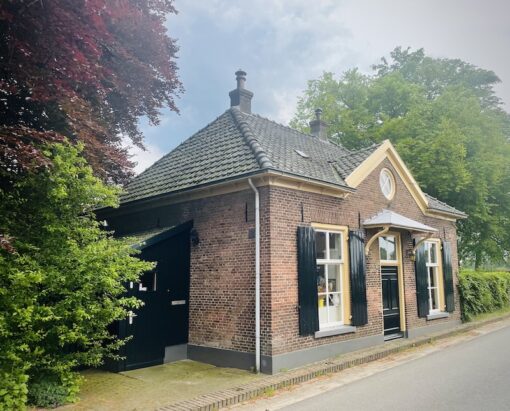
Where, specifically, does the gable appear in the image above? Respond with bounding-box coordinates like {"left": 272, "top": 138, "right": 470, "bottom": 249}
{"left": 344, "top": 140, "right": 464, "bottom": 221}
{"left": 345, "top": 140, "right": 428, "bottom": 209}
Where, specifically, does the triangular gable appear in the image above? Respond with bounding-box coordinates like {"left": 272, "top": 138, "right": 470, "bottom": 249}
{"left": 345, "top": 140, "right": 430, "bottom": 216}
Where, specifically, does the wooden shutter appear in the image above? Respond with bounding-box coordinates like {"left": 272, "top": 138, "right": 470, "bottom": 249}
{"left": 414, "top": 242, "right": 429, "bottom": 318}
{"left": 349, "top": 230, "right": 368, "bottom": 326}
{"left": 442, "top": 241, "right": 455, "bottom": 312}
{"left": 297, "top": 226, "right": 319, "bottom": 335}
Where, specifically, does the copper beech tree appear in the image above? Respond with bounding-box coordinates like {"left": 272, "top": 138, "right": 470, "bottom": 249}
{"left": 0, "top": 0, "right": 182, "bottom": 182}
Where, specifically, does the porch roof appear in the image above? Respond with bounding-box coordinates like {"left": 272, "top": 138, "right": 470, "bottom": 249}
{"left": 363, "top": 209, "right": 437, "bottom": 234}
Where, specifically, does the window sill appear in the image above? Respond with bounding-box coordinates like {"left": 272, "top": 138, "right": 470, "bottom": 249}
{"left": 315, "top": 325, "right": 356, "bottom": 338}
{"left": 427, "top": 312, "right": 449, "bottom": 321}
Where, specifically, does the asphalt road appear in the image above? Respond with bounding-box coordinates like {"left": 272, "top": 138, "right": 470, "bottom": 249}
{"left": 282, "top": 324, "right": 510, "bottom": 411}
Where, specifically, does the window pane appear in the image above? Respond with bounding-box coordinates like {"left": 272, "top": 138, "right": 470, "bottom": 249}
{"left": 431, "top": 287, "right": 438, "bottom": 310}
{"left": 430, "top": 243, "right": 437, "bottom": 264}
{"left": 329, "top": 233, "right": 342, "bottom": 260}
{"left": 379, "top": 237, "right": 388, "bottom": 260}
{"left": 317, "top": 265, "right": 326, "bottom": 293}
{"left": 327, "top": 264, "right": 341, "bottom": 292}
{"left": 379, "top": 236, "right": 396, "bottom": 261}
{"left": 328, "top": 293, "right": 342, "bottom": 323}
{"left": 386, "top": 236, "right": 396, "bottom": 260}
{"left": 318, "top": 295, "right": 327, "bottom": 324}
{"left": 316, "top": 231, "right": 326, "bottom": 259}
{"left": 429, "top": 267, "right": 436, "bottom": 287}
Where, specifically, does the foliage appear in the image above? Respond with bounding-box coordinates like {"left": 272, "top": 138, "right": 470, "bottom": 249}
{"left": 291, "top": 47, "right": 510, "bottom": 268}
{"left": 27, "top": 372, "right": 81, "bottom": 409}
{"left": 458, "top": 270, "right": 510, "bottom": 321}
{"left": 0, "top": 142, "right": 153, "bottom": 409}
{"left": 0, "top": 0, "right": 182, "bottom": 183}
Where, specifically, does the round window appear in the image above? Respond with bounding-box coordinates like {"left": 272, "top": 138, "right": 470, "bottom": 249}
{"left": 379, "top": 168, "right": 395, "bottom": 200}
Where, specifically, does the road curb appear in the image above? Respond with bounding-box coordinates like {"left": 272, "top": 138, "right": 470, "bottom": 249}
{"left": 157, "top": 314, "right": 510, "bottom": 411}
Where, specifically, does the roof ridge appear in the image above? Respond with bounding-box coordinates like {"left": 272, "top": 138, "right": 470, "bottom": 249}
{"left": 335, "top": 142, "right": 381, "bottom": 161}
{"left": 243, "top": 111, "right": 349, "bottom": 151}
{"left": 229, "top": 107, "right": 273, "bottom": 169}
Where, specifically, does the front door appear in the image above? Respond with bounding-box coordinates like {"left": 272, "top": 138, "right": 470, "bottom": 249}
{"left": 381, "top": 266, "right": 401, "bottom": 337}
{"left": 122, "top": 225, "right": 191, "bottom": 371}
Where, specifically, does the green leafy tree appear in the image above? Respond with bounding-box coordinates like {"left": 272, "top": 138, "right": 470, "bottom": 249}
{"left": 291, "top": 47, "right": 510, "bottom": 269}
{"left": 0, "top": 142, "right": 152, "bottom": 409}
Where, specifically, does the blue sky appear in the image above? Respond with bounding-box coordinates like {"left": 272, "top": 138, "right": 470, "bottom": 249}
{"left": 130, "top": 0, "right": 510, "bottom": 173}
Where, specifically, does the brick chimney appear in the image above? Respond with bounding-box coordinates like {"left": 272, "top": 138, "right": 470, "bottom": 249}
{"left": 309, "top": 108, "right": 328, "bottom": 140}
{"left": 229, "top": 69, "right": 253, "bottom": 114}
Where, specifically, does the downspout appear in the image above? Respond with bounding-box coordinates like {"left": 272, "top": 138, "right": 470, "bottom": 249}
{"left": 248, "top": 178, "right": 261, "bottom": 373}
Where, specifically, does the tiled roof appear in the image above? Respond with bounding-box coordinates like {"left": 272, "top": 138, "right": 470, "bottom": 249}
{"left": 237, "top": 110, "right": 353, "bottom": 187}
{"left": 424, "top": 193, "right": 467, "bottom": 217}
{"left": 119, "top": 106, "right": 465, "bottom": 219}
{"left": 121, "top": 107, "right": 357, "bottom": 203}
{"left": 333, "top": 144, "right": 382, "bottom": 179}
{"left": 121, "top": 110, "right": 260, "bottom": 203}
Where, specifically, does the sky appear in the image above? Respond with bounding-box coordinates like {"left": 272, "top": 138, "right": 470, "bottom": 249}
{"left": 130, "top": 0, "right": 510, "bottom": 174}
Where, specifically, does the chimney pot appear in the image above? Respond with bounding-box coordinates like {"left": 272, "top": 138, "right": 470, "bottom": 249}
{"left": 309, "top": 108, "right": 328, "bottom": 140}
{"left": 230, "top": 69, "right": 253, "bottom": 113}
{"left": 235, "top": 69, "right": 247, "bottom": 89}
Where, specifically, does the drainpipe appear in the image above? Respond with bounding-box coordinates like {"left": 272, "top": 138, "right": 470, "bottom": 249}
{"left": 248, "top": 178, "right": 261, "bottom": 373}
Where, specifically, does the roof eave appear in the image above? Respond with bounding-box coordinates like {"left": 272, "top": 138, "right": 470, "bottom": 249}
{"left": 364, "top": 223, "right": 437, "bottom": 234}
{"left": 97, "top": 168, "right": 355, "bottom": 217}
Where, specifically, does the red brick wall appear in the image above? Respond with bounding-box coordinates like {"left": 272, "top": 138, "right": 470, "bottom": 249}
{"left": 266, "top": 158, "right": 461, "bottom": 356}
{"left": 105, "top": 188, "right": 265, "bottom": 354}
{"left": 105, "top": 156, "right": 461, "bottom": 359}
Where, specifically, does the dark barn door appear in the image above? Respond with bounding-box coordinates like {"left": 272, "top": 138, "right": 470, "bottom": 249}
{"left": 122, "top": 224, "right": 191, "bottom": 371}
{"left": 381, "top": 266, "right": 401, "bottom": 337}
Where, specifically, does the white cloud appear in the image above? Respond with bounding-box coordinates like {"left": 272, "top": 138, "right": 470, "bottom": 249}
{"left": 124, "top": 138, "right": 165, "bottom": 175}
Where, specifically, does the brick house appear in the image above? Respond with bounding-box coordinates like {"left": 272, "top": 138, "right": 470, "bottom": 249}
{"left": 97, "top": 70, "right": 467, "bottom": 374}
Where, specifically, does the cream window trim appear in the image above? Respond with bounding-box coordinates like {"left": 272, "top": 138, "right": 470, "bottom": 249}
{"left": 424, "top": 239, "right": 446, "bottom": 313}
{"left": 312, "top": 224, "right": 351, "bottom": 328}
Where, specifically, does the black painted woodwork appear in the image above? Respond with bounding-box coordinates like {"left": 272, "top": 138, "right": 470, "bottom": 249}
{"left": 297, "top": 226, "right": 319, "bottom": 336}
{"left": 349, "top": 230, "right": 368, "bottom": 326}
{"left": 381, "top": 266, "right": 401, "bottom": 335}
{"left": 442, "top": 241, "right": 455, "bottom": 312}
{"left": 120, "top": 222, "right": 191, "bottom": 371}
{"left": 415, "top": 243, "right": 429, "bottom": 318}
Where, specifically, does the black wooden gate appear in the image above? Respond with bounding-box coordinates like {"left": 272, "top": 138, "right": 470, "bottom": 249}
{"left": 116, "top": 222, "right": 191, "bottom": 371}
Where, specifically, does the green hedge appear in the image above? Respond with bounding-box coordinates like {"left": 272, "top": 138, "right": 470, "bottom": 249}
{"left": 458, "top": 271, "right": 510, "bottom": 321}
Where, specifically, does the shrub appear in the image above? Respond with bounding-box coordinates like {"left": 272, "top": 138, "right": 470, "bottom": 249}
{"left": 27, "top": 370, "right": 82, "bottom": 408}
{"left": 0, "top": 142, "right": 152, "bottom": 409}
{"left": 458, "top": 270, "right": 510, "bottom": 321}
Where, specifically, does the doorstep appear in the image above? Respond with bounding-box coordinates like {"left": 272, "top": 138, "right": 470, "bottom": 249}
{"left": 158, "top": 313, "right": 510, "bottom": 411}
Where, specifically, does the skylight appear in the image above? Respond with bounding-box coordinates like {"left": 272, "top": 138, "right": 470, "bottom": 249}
{"left": 294, "top": 149, "right": 309, "bottom": 158}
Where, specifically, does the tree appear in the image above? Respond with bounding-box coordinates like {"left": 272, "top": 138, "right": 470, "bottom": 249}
{"left": 0, "top": 142, "right": 153, "bottom": 408}
{"left": 0, "top": 0, "right": 182, "bottom": 184}
{"left": 291, "top": 47, "right": 510, "bottom": 268}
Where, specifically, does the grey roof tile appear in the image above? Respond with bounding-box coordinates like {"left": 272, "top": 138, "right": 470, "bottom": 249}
{"left": 424, "top": 193, "right": 467, "bottom": 217}
{"left": 121, "top": 110, "right": 260, "bottom": 203}
{"left": 237, "top": 110, "right": 351, "bottom": 187}
{"left": 333, "top": 144, "right": 382, "bottom": 179}
{"left": 119, "top": 107, "right": 464, "bottom": 219}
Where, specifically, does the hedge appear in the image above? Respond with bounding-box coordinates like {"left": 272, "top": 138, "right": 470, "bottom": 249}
{"left": 458, "top": 271, "right": 510, "bottom": 321}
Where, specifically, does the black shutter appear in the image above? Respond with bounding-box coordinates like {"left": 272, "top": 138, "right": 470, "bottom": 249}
{"left": 415, "top": 242, "right": 429, "bottom": 318}
{"left": 297, "top": 226, "right": 319, "bottom": 335}
{"left": 442, "top": 241, "right": 455, "bottom": 312}
{"left": 349, "top": 230, "right": 368, "bottom": 326}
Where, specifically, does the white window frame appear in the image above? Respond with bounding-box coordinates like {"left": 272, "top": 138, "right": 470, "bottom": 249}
{"left": 380, "top": 168, "right": 396, "bottom": 200}
{"left": 425, "top": 241, "right": 441, "bottom": 314}
{"left": 316, "top": 229, "right": 345, "bottom": 329}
